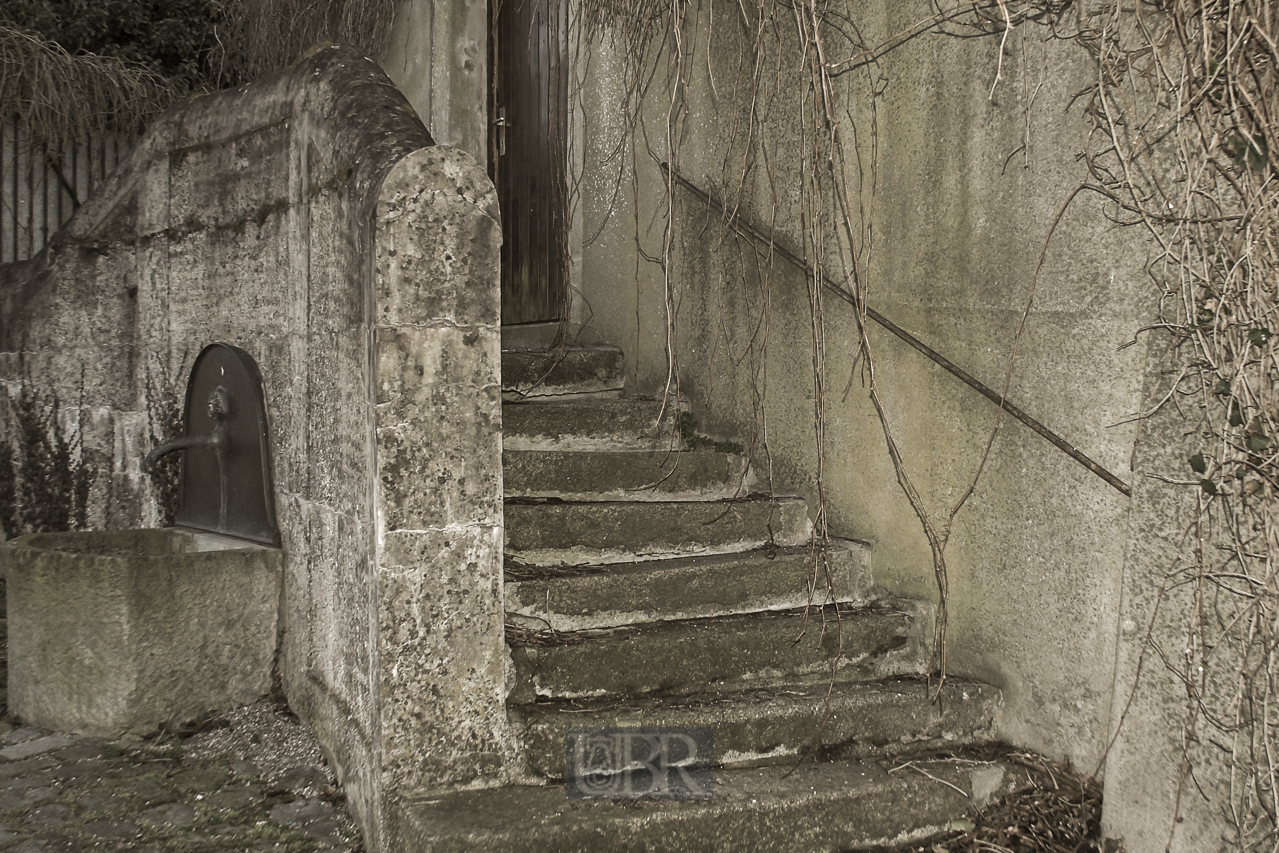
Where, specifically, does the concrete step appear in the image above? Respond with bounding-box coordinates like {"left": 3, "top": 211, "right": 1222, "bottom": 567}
{"left": 503, "top": 347, "right": 625, "bottom": 398}
{"left": 511, "top": 676, "right": 1000, "bottom": 778}
{"left": 503, "top": 449, "right": 753, "bottom": 501}
{"left": 502, "top": 397, "right": 680, "bottom": 452}
{"left": 504, "top": 496, "right": 811, "bottom": 566}
{"left": 505, "top": 603, "right": 926, "bottom": 703}
{"left": 506, "top": 542, "right": 871, "bottom": 631}
{"left": 395, "top": 752, "right": 1007, "bottom": 852}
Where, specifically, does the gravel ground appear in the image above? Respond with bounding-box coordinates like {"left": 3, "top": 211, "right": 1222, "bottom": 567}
{"left": 0, "top": 701, "right": 367, "bottom": 852}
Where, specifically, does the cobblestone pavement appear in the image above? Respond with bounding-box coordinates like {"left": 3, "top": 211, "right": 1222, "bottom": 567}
{"left": 0, "top": 702, "right": 366, "bottom": 852}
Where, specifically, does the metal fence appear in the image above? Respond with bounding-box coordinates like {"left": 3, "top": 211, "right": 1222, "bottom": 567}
{"left": 1, "top": 123, "right": 130, "bottom": 264}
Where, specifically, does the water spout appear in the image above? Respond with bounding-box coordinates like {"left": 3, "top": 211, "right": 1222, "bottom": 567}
{"left": 145, "top": 344, "right": 279, "bottom": 547}
{"left": 144, "top": 386, "right": 231, "bottom": 527}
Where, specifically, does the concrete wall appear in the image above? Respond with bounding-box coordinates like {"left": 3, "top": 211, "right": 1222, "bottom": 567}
{"left": 0, "top": 46, "right": 508, "bottom": 852}
{"left": 381, "top": 0, "right": 489, "bottom": 171}
{"left": 5, "top": 529, "right": 282, "bottom": 738}
{"left": 372, "top": 147, "right": 509, "bottom": 842}
{"left": 575, "top": 0, "right": 1150, "bottom": 813}
{"left": 1101, "top": 338, "right": 1245, "bottom": 851}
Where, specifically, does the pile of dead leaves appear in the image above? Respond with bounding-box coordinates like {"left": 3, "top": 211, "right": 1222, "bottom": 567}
{"left": 875, "top": 750, "right": 1113, "bottom": 853}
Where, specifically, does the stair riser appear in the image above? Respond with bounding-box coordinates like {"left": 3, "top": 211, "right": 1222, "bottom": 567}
{"left": 502, "top": 399, "right": 680, "bottom": 452}
{"left": 507, "top": 610, "right": 919, "bottom": 703}
{"left": 505, "top": 499, "right": 811, "bottom": 566}
{"left": 512, "top": 679, "right": 999, "bottom": 779}
{"left": 504, "top": 450, "right": 752, "bottom": 501}
{"left": 506, "top": 544, "right": 871, "bottom": 631}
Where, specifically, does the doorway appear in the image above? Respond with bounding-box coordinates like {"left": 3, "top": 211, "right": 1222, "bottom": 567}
{"left": 489, "top": 0, "right": 569, "bottom": 327}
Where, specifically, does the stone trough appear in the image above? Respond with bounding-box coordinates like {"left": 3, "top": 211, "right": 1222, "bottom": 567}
{"left": 3, "top": 527, "right": 281, "bottom": 737}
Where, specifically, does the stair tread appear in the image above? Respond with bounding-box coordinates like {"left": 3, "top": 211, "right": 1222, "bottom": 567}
{"left": 512, "top": 674, "right": 991, "bottom": 719}
{"left": 506, "top": 604, "right": 923, "bottom": 703}
{"left": 503, "top": 448, "right": 750, "bottom": 501}
{"left": 503, "top": 347, "right": 625, "bottom": 397}
{"left": 507, "top": 600, "right": 911, "bottom": 642}
{"left": 396, "top": 751, "right": 1003, "bottom": 852}
{"left": 505, "top": 496, "right": 811, "bottom": 565}
{"left": 503, "top": 397, "right": 680, "bottom": 451}
{"left": 512, "top": 676, "right": 1000, "bottom": 777}
{"left": 506, "top": 544, "right": 870, "bottom": 631}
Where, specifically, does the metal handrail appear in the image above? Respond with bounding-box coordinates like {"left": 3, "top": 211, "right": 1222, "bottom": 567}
{"left": 662, "top": 162, "right": 1132, "bottom": 498}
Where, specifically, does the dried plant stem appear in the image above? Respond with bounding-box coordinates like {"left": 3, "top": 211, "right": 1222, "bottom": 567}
{"left": 0, "top": 24, "right": 182, "bottom": 146}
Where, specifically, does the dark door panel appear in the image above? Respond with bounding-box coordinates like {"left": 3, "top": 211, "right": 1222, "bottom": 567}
{"left": 491, "top": 0, "right": 568, "bottom": 326}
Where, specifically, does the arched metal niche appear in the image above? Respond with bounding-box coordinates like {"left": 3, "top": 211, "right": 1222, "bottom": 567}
{"left": 149, "top": 343, "right": 281, "bottom": 547}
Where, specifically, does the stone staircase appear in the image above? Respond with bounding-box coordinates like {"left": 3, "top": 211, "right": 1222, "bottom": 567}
{"left": 397, "top": 344, "right": 1005, "bottom": 852}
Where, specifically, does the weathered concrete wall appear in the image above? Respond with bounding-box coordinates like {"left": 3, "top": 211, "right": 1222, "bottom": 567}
{"left": 0, "top": 46, "right": 508, "bottom": 852}
{"left": 576, "top": 0, "right": 1148, "bottom": 791}
{"left": 1101, "top": 337, "right": 1239, "bottom": 852}
{"left": 372, "top": 147, "right": 510, "bottom": 843}
{"left": 381, "top": 0, "right": 489, "bottom": 171}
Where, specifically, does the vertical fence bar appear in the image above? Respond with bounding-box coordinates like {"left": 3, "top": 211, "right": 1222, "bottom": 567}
{"left": 8, "top": 123, "right": 15, "bottom": 265}
{"left": 35, "top": 139, "right": 46, "bottom": 255}
{"left": 2, "top": 122, "right": 12, "bottom": 264}
{"left": 22, "top": 125, "right": 32, "bottom": 261}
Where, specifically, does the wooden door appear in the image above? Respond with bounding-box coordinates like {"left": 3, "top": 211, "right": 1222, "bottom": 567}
{"left": 490, "top": 0, "right": 568, "bottom": 326}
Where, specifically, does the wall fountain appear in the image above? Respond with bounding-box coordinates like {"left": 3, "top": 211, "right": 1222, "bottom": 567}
{"left": 1, "top": 343, "right": 283, "bottom": 737}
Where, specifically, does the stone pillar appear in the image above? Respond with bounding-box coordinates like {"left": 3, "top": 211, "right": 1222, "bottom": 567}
{"left": 372, "top": 146, "right": 510, "bottom": 840}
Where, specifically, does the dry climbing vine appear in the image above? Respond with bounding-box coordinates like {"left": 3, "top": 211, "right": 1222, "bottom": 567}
{"left": 576, "top": 0, "right": 1060, "bottom": 697}
{"left": 575, "top": 0, "right": 1279, "bottom": 847}
{"left": 1070, "top": 2, "right": 1279, "bottom": 849}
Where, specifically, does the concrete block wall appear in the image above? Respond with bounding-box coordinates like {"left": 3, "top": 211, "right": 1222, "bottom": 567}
{"left": 381, "top": 0, "right": 489, "bottom": 172}
{"left": 0, "top": 46, "right": 507, "bottom": 852}
{"left": 372, "top": 147, "right": 510, "bottom": 838}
